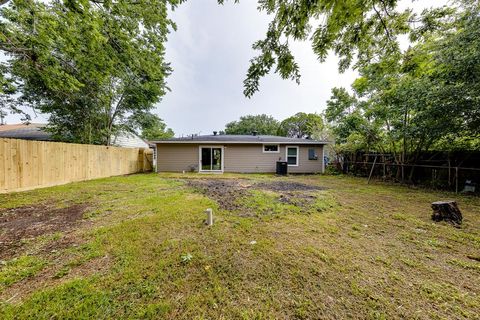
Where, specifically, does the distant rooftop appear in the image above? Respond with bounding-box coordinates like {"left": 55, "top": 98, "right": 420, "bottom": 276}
{"left": 0, "top": 123, "right": 52, "bottom": 141}
{"left": 153, "top": 134, "right": 327, "bottom": 144}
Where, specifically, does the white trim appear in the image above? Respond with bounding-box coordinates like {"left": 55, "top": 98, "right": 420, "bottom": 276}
{"left": 286, "top": 146, "right": 299, "bottom": 167}
{"left": 262, "top": 144, "right": 280, "bottom": 153}
{"left": 198, "top": 145, "right": 224, "bottom": 173}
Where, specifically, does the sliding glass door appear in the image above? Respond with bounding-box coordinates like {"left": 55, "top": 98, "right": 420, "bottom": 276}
{"left": 200, "top": 147, "right": 223, "bottom": 172}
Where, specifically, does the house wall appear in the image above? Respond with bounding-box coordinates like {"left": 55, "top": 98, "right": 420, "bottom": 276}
{"left": 156, "top": 143, "right": 324, "bottom": 173}
{"left": 112, "top": 131, "right": 150, "bottom": 149}
{"left": 285, "top": 145, "right": 324, "bottom": 174}
{"left": 156, "top": 144, "right": 199, "bottom": 172}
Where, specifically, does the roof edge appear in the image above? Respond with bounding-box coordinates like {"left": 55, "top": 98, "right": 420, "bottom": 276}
{"left": 152, "top": 140, "right": 329, "bottom": 145}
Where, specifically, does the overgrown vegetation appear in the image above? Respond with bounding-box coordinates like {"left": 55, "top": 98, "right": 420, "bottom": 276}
{"left": 0, "top": 173, "right": 479, "bottom": 318}
{"left": 325, "top": 2, "right": 480, "bottom": 156}
{"left": 0, "top": 0, "right": 178, "bottom": 144}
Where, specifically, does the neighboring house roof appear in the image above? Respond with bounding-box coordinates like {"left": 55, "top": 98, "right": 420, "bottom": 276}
{"left": 153, "top": 134, "right": 327, "bottom": 145}
{"left": 0, "top": 123, "right": 52, "bottom": 141}
{"left": 111, "top": 130, "right": 150, "bottom": 149}
{"left": 0, "top": 123, "right": 149, "bottom": 148}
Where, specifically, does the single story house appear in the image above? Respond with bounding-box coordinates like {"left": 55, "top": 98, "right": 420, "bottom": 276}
{"left": 153, "top": 133, "right": 328, "bottom": 173}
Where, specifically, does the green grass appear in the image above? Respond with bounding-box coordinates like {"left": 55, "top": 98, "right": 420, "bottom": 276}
{"left": 0, "top": 173, "right": 479, "bottom": 319}
{"left": 0, "top": 256, "right": 47, "bottom": 292}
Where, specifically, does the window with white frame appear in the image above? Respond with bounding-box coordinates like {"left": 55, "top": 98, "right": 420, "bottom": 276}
{"left": 263, "top": 144, "right": 279, "bottom": 153}
{"left": 286, "top": 146, "right": 299, "bottom": 166}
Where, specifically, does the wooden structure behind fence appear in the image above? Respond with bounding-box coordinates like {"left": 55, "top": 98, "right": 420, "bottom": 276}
{"left": 0, "top": 138, "right": 153, "bottom": 193}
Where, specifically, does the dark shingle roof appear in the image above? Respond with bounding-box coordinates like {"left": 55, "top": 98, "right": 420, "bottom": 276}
{"left": 0, "top": 123, "right": 52, "bottom": 141}
{"left": 152, "top": 134, "right": 327, "bottom": 145}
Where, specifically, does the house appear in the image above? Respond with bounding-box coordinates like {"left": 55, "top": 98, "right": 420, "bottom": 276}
{"left": 0, "top": 123, "right": 52, "bottom": 141}
{"left": 0, "top": 123, "right": 150, "bottom": 149}
{"left": 110, "top": 130, "right": 150, "bottom": 149}
{"left": 153, "top": 133, "right": 327, "bottom": 173}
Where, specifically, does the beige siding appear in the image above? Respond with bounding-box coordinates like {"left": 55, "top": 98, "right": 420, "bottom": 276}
{"left": 286, "top": 145, "right": 324, "bottom": 174}
{"left": 225, "top": 144, "right": 323, "bottom": 173}
{"left": 156, "top": 143, "right": 324, "bottom": 173}
{"left": 224, "top": 144, "right": 280, "bottom": 173}
{"left": 156, "top": 144, "right": 199, "bottom": 172}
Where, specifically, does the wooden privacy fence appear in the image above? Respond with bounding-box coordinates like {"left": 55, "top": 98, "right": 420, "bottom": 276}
{"left": 0, "top": 138, "right": 153, "bottom": 193}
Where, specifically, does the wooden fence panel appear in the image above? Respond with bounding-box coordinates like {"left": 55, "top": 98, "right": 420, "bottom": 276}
{"left": 0, "top": 138, "right": 153, "bottom": 193}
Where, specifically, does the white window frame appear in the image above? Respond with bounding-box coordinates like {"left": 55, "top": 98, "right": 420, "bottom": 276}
{"left": 286, "top": 146, "right": 299, "bottom": 167}
{"left": 198, "top": 145, "right": 224, "bottom": 173}
{"left": 262, "top": 144, "right": 280, "bottom": 153}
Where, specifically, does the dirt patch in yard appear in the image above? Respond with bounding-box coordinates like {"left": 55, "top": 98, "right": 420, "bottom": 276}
{"left": 0, "top": 203, "right": 89, "bottom": 259}
{"left": 185, "top": 179, "right": 252, "bottom": 211}
{"left": 255, "top": 181, "right": 326, "bottom": 192}
{"left": 184, "top": 179, "right": 326, "bottom": 214}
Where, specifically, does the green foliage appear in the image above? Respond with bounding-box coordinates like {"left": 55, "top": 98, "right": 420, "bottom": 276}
{"left": 0, "top": 0, "right": 181, "bottom": 144}
{"left": 224, "top": 114, "right": 279, "bottom": 135}
{"left": 277, "top": 112, "right": 325, "bottom": 139}
{"left": 325, "top": 2, "right": 480, "bottom": 156}
{"left": 128, "top": 112, "right": 174, "bottom": 141}
{"left": 228, "top": 0, "right": 453, "bottom": 97}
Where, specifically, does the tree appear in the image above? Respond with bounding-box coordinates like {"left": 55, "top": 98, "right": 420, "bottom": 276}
{"left": 278, "top": 112, "right": 324, "bottom": 139}
{"left": 128, "top": 112, "right": 174, "bottom": 141}
{"left": 0, "top": 0, "right": 181, "bottom": 144}
{"left": 224, "top": 114, "right": 279, "bottom": 135}
{"left": 324, "top": 1, "right": 480, "bottom": 164}
{"left": 218, "top": 0, "right": 454, "bottom": 97}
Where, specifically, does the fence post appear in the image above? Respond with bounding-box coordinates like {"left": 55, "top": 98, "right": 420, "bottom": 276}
{"left": 138, "top": 148, "right": 145, "bottom": 172}
{"left": 455, "top": 167, "right": 459, "bottom": 194}
{"left": 367, "top": 155, "right": 378, "bottom": 184}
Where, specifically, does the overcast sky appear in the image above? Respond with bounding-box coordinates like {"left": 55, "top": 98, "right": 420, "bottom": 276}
{"left": 160, "top": 1, "right": 358, "bottom": 137}
{"left": 5, "top": 0, "right": 447, "bottom": 136}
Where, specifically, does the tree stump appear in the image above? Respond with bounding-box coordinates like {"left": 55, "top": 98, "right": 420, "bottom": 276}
{"left": 431, "top": 200, "right": 462, "bottom": 225}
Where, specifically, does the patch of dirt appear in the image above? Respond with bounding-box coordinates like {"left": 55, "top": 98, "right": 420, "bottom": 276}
{"left": 184, "top": 179, "right": 324, "bottom": 213}
{"left": 0, "top": 203, "right": 89, "bottom": 259}
{"left": 278, "top": 192, "right": 318, "bottom": 207}
{"left": 185, "top": 179, "right": 252, "bottom": 211}
{"left": 255, "top": 181, "right": 326, "bottom": 192}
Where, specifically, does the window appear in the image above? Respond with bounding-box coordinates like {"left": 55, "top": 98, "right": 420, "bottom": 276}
{"left": 199, "top": 146, "right": 223, "bottom": 172}
{"left": 308, "top": 148, "right": 318, "bottom": 160}
{"left": 263, "top": 144, "right": 279, "bottom": 153}
{"left": 286, "top": 146, "right": 299, "bottom": 166}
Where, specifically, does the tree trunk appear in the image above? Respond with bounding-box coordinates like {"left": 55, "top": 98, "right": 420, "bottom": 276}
{"left": 431, "top": 200, "right": 462, "bottom": 226}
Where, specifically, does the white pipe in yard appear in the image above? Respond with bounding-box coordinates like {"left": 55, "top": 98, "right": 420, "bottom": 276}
{"left": 205, "top": 208, "right": 213, "bottom": 226}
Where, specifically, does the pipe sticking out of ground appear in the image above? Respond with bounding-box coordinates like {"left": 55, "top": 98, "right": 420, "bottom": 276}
{"left": 205, "top": 208, "right": 213, "bottom": 226}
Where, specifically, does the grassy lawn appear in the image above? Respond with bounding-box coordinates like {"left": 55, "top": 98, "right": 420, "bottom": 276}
{"left": 0, "top": 173, "right": 479, "bottom": 319}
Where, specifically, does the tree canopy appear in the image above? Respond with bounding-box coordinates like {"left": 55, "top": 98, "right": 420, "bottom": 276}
{"left": 219, "top": 0, "right": 455, "bottom": 97}
{"left": 277, "top": 112, "right": 324, "bottom": 139}
{"left": 224, "top": 114, "right": 280, "bottom": 135}
{"left": 0, "top": 0, "right": 181, "bottom": 144}
{"left": 128, "top": 112, "right": 174, "bottom": 141}
{"left": 325, "top": 1, "right": 480, "bottom": 159}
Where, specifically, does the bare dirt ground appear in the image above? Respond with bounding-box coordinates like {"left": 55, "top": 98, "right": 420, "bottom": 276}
{"left": 184, "top": 178, "right": 326, "bottom": 214}
{"left": 0, "top": 203, "right": 89, "bottom": 259}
